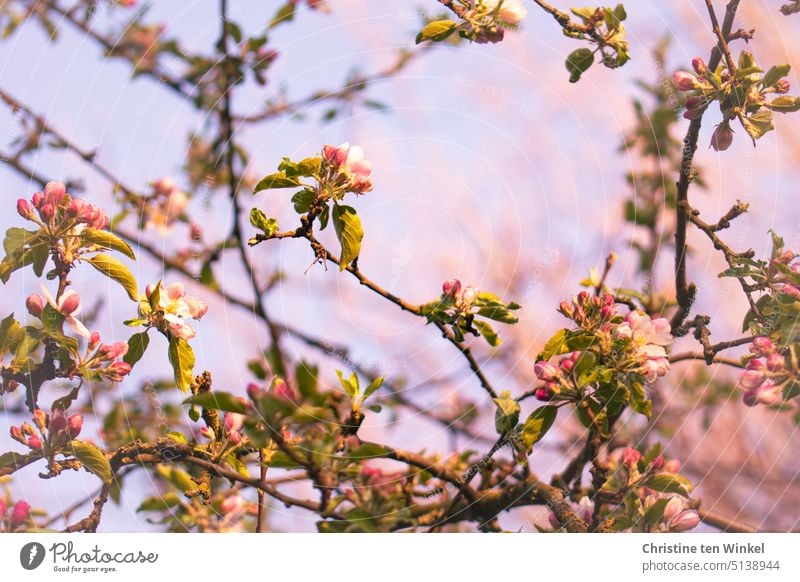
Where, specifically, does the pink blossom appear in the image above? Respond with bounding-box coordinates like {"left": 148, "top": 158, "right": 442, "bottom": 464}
{"left": 0, "top": 499, "right": 6, "bottom": 518}
{"left": 48, "top": 409, "right": 68, "bottom": 433}
{"left": 534, "top": 361, "right": 559, "bottom": 381}
{"left": 152, "top": 177, "right": 176, "bottom": 196}
{"left": 750, "top": 337, "right": 775, "bottom": 357}
{"left": 483, "top": 0, "right": 527, "bottom": 25}
{"left": 662, "top": 497, "right": 685, "bottom": 522}
{"left": 169, "top": 320, "right": 196, "bottom": 340}
{"left": 534, "top": 387, "right": 554, "bottom": 401}
{"left": 664, "top": 459, "right": 681, "bottom": 473}
{"left": 27, "top": 435, "right": 42, "bottom": 450}
{"left": 322, "top": 144, "right": 349, "bottom": 167}
{"left": 621, "top": 447, "right": 641, "bottom": 467}
{"left": 743, "top": 381, "right": 781, "bottom": 407}
{"left": 766, "top": 353, "right": 786, "bottom": 372}
{"left": 272, "top": 378, "right": 296, "bottom": 402}
{"left": 670, "top": 509, "right": 700, "bottom": 532}
{"left": 68, "top": 414, "right": 83, "bottom": 438}
{"left": 99, "top": 341, "right": 129, "bottom": 360}
{"left": 691, "top": 57, "right": 708, "bottom": 75}
{"left": 16, "top": 198, "right": 32, "bottom": 219}
{"left": 39, "top": 203, "right": 55, "bottom": 221}
{"left": 10, "top": 500, "right": 30, "bottom": 526}
{"left": 89, "top": 331, "right": 101, "bottom": 349}
{"left": 739, "top": 367, "right": 766, "bottom": 390}
{"left": 774, "top": 79, "right": 790, "bottom": 94}
{"left": 25, "top": 294, "right": 44, "bottom": 317}
{"left": 182, "top": 296, "right": 208, "bottom": 319}
{"left": 40, "top": 286, "right": 91, "bottom": 338}
{"left": 107, "top": 361, "right": 132, "bottom": 382}
{"left": 442, "top": 278, "right": 462, "bottom": 298}
{"left": 672, "top": 71, "right": 698, "bottom": 91}
{"left": 460, "top": 286, "right": 478, "bottom": 306}
{"left": 710, "top": 123, "right": 734, "bottom": 151}
{"left": 43, "top": 181, "right": 67, "bottom": 206}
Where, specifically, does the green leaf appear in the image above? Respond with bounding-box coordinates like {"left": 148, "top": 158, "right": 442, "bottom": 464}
{"left": 566, "top": 48, "right": 594, "bottom": 83}
{"left": 415, "top": 20, "right": 457, "bottom": 44}
{"left": 269, "top": 2, "right": 295, "bottom": 28}
{"left": 348, "top": 442, "right": 390, "bottom": 460}
{"left": 493, "top": 391, "right": 520, "bottom": 434}
{"left": 182, "top": 391, "right": 247, "bottom": 414}
{"left": 0, "top": 450, "right": 30, "bottom": 468}
{"left": 168, "top": 337, "right": 195, "bottom": 393}
{"left": 249, "top": 208, "right": 279, "bottom": 236}
{"left": 336, "top": 369, "right": 359, "bottom": 399}
{"left": 362, "top": 377, "right": 384, "bottom": 401}
{"left": 123, "top": 331, "right": 150, "bottom": 367}
{"left": 52, "top": 386, "right": 81, "bottom": 411}
{"left": 629, "top": 379, "right": 651, "bottom": 418}
{"left": 86, "top": 253, "right": 138, "bottom": 301}
{"left": 281, "top": 157, "right": 321, "bottom": 178}
{"left": 0, "top": 228, "right": 45, "bottom": 283}
{"left": 521, "top": 406, "right": 558, "bottom": 451}
{"left": 643, "top": 498, "right": 670, "bottom": 526}
{"left": 762, "top": 64, "right": 791, "bottom": 88}
{"left": 643, "top": 473, "right": 692, "bottom": 497}
{"left": 254, "top": 171, "right": 301, "bottom": 191}
{"left": 137, "top": 492, "right": 181, "bottom": 512}
{"left": 332, "top": 205, "right": 363, "bottom": 271}
{"left": 539, "top": 329, "right": 568, "bottom": 360}
{"left": 71, "top": 440, "right": 112, "bottom": 484}
{"left": 80, "top": 227, "right": 135, "bottom": 260}
{"left": 291, "top": 189, "right": 317, "bottom": 213}
{"left": 474, "top": 319, "right": 501, "bottom": 347}
{"left": 0, "top": 313, "right": 20, "bottom": 354}
{"left": 767, "top": 95, "right": 800, "bottom": 113}
{"left": 295, "top": 361, "right": 319, "bottom": 401}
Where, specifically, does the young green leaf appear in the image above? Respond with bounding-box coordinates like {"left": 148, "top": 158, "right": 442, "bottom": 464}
{"left": 415, "top": 20, "right": 457, "bottom": 44}
{"left": 336, "top": 369, "right": 359, "bottom": 399}
{"left": 250, "top": 208, "right": 279, "bottom": 236}
{"left": 474, "top": 319, "right": 501, "bottom": 347}
{"left": 71, "top": 440, "right": 113, "bottom": 484}
{"left": 521, "top": 405, "right": 558, "bottom": 451}
{"left": 86, "top": 253, "right": 138, "bottom": 301}
{"left": 332, "top": 205, "right": 363, "bottom": 271}
{"left": 183, "top": 391, "right": 248, "bottom": 414}
{"left": 362, "top": 377, "right": 384, "bottom": 401}
{"left": 168, "top": 337, "right": 195, "bottom": 393}
{"left": 123, "top": 331, "right": 150, "bottom": 367}
{"left": 80, "top": 227, "right": 136, "bottom": 260}
{"left": 255, "top": 171, "right": 302, "bottom": 191}
{"left": 566, "top": 48, "right": 594, "bottom": 83}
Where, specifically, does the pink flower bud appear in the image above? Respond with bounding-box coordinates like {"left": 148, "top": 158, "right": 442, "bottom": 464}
{"left": 534, "top": 387, "right": 554, "bottom": 401}
{"left": 0, "top": 499, "right": 6, "bottom": 518}
{"left": 99, "top": 341, "right": 129, "bottom": 360}
{"left": 220, "top": 495, "right": 243, "bottom": 515}
{"left": 534, "top": 361, "right": 559, "bottom": 381}
{"left": 59, "top": 291, "right": 80, "bottom": 315}
{"left": 559, "top": 357, "right": 575, "bottom": 373}
{"left": 739, "top": 368, "right": 766, "bottom": 390}
{"left": 39, "top": 203, "right": 55, "bottom": 221}
{"left": 16, "top": 198, "right": 32, "bottom": 219}
{"left": 710, "top": 123, "right": 734, "bottom": 151}
{"left": 650, "top": 454, "right": 665, "bottom": 470}
{"left": 67, "top": 414, "right": 83, "bottom": 438}
{"left": 322, "top": 144, "right": 349, "bottom": 167}
{"left": 691, "top": 57, "right": 708, "bottom": 75}
{"left": 743, "top": 382, "right": 781, "bottom": 407}
{"left": 26, "top": 294, "right": 44, "bottom": 317}
{"left": 774, "top": 79, "right": 790, "bottom": 94}
{"left": 199, "top": 427, "right": 215, "bottom": 440}
{"left": 31, "top": 192, "right": 43, "bottom": 208}
{"left": 750, "top": 337, "right": 775, "bottom": 357}
{"left": 48, "top": 409, "right": 68, "bottom": 433}
{"left": 107, "top": 361, "right": 132, "bottom": 382}
{"left": 153, "top": 177, "right": 175, "bottom": 196}
{"left": 246, "top": 382, "right": 266, "bottom": 402}
{"left": 460, "top": 286, "right": 478, "bottom": 306}
{"left": 442, "top": 278, "right": 462, "bottom": 298}
{"left": 44, "top": 181, "right": 67, "bottom": 206}
{"left": 662, "top": 497, "right": 684, "bottom": 522}
{"left": 664, "top": 459, "right": 681, "bottom": 473}
{"left": 89, "top": 331, "right": 101, "bottom": 349}
{"left": 670, "top": 509, "right": 700, "bottom": 532}
{"left": 190, "top": 223, "right": 203, "bottom": 240}
{"left": 183, "top": 296, "right": 208, "bottom": 319}
{"left": 10, "top": 500, "right": 30, "bottom": 526}
{"left": 766, "top": 353, "right": 786, "bottom": 372}
{"left": 621, "top": 447, "right": 641, "bottom": 467}
{"left": 27, "top": 435, "right": 42, "bottom": 450}
{"left": 673, "top": 71, "right": 698, "bottom": 91}
{"left": 272, "top": 378, "right": 296, "bottom": 401}
{"left": 169, "top": 321, "right": 196, "bottom": 340}
{"left": 10, "top": 426, "right": 25, "bottom": 443}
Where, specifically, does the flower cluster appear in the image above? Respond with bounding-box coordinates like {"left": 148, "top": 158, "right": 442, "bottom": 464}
{"left": 768, "top": 248, "right": 800, "bottom": 299}
{"left": 140, "top": 281, "right": 208, "bottom": 340}
{"left": 9, "top": 408, "right": 83, "bottom": 453}
{"left": 26, "top": 285, "right": 91, "bottom": 338}
{"left": 416, "top": 0, "right": 527, "bottom": 46}
{"left": 739, "top": 337, "right": 792, "bottom": 407}
{"left": 534, "top": 293, "right": 672, "bottom": 411}
{"left": 17, "top": 181, "right": 108, "bottom": 231}
{"left": 604, "top": 447, "right": 698, "bottom": 532}
{"left": 674, "top": 53, "right": 800, "bottom": 151}
{"left": 321, "top": 143, "right": 374, "bottom": 195}
{"left": 0, "top": 498, "right": 31, "bottom": 532}
{"left": 419, "top": 278, "right": 519, "bottom": 346}
{"left": 143, "top": 178, "right": 190, "bottom": 235}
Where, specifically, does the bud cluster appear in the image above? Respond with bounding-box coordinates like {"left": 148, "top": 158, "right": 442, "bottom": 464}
{"left": 17, "top": 181, "right": 108, "bottom": 231}
{"left": 739, "top": 337, "right": 793, "bottom": 407}
{"left": 0, "top": 498, "right": 31, "bottom": 532}
{"left": 9, "top": 407, "right": 83, "bottom": 454}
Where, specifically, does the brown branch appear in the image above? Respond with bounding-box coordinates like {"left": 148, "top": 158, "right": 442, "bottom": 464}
{"left": 672, "top": 0, "right": 741, "bottom": 331}
{"left": 698, "top": 507, "right": 759, "bottom": 533}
